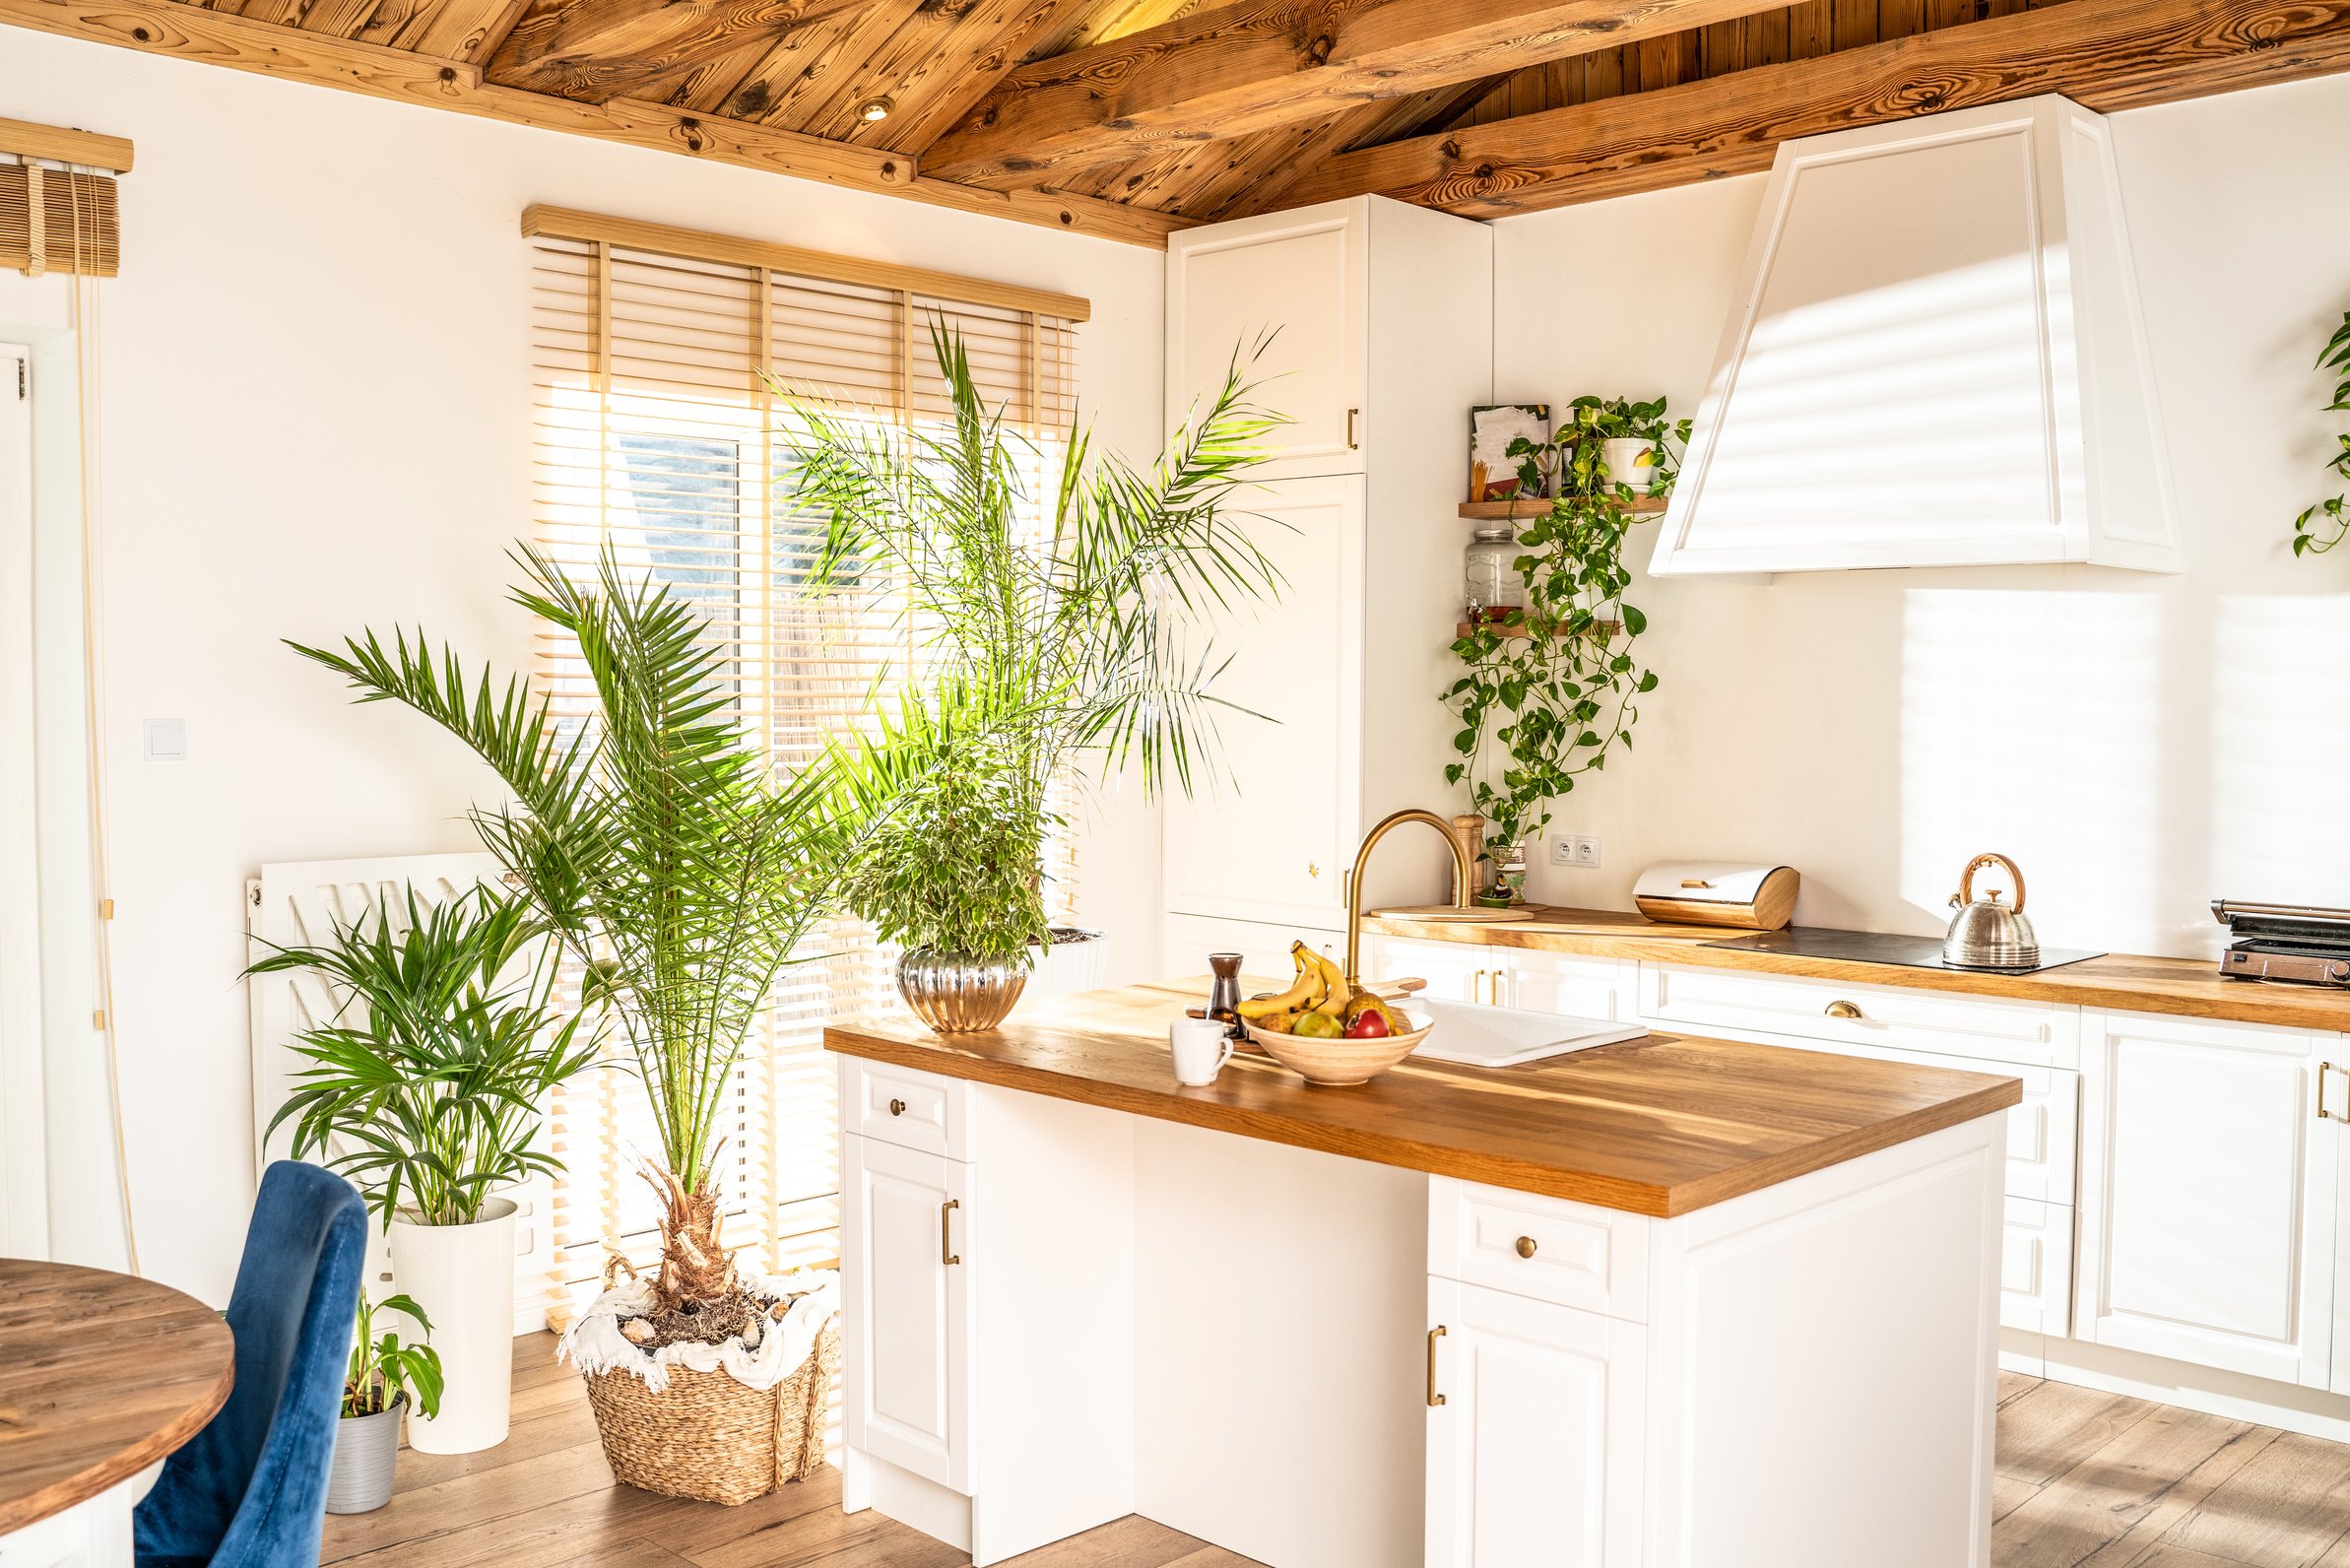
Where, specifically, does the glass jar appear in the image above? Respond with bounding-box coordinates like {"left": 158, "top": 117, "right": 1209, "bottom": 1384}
{"left": 1464, "top": 524, "right": 1524, "bottom": 623}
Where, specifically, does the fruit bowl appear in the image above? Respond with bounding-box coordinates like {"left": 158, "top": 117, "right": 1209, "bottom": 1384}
{"left": 1244, "top": 1009, "right": 1432, "bottom": 1087}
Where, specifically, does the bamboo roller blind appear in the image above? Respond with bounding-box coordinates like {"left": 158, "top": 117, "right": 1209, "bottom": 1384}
{"left": 1, "top": 117, "right": 130, "bottom": 278}
{"left": 525, "top": 210, "right": 1083, "bottom": 1322}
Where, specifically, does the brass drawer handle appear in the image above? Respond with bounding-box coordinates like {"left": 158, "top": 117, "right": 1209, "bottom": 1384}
{"left": 887, "top": 1098, "right": 907, "bottom": 1117}
{"left": 1347, "top": 407, "right": 1361, "bottom": 450}
{"left": 1426, "top": 1325, "right": 1447, "bottom": 1407}
{"left": 1515, "top": 1235, "right": 1537, "bottom": 1260}
{"left": 1826, "top": 1000, "right": 1863, "bottom": 1020}
{"left": 941, "top": 1199, "right": 960, "bottom": 1267}
{"left": 2321, "top": 1062, "right": 2341, "bottom": 1122}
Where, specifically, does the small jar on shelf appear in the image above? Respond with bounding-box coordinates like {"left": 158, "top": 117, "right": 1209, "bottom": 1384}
{"left": 1464, "top": 524, "right": 1524, "bottom": 623}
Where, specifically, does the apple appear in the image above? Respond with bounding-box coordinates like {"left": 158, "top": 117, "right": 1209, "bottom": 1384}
{"left": 1343, "top": 1010, "right": 1391, "bottom": 1040}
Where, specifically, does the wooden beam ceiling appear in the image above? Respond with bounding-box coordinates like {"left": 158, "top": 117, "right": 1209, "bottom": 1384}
{"left": 916, "top": 0, "right": 1815, "bottom": 186}
{"left": 484, "top": 0, "right": 874, "bottom": 100}
{"left": 1273, "top": 0, "right": 2350, "bottom": 217}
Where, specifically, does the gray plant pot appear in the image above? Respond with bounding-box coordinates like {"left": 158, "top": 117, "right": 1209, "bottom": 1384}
{"left": 325, "top": 1394, "right": 406, "bottom": 1514}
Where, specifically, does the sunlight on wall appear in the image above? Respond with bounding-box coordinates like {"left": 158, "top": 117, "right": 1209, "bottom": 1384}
{"left": 1899, "top": 588, "right": 2160, "bottom": 948}
{"left": 2209, "top": 595, "right": 2350, "bottom": 911}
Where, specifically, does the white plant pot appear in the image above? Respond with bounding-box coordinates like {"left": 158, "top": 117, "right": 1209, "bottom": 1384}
{"left": 1027, "top": 927, "right": 1109, "bottom": 999}
{"left": 1600, "top": 438, "right": 1658, "bottom": 492}
{"left": 388, "top": 1199, "right": 516, "bottom": 1454}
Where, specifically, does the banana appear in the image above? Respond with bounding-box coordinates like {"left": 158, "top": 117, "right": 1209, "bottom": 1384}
{"left": 1236, "top": 944, "right": 1323, "bottom": 1020}
{"left": 1306, "top": 947, "right": 1353, "bottom": 1017}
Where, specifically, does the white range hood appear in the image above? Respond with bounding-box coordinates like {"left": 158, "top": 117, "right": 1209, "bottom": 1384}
{"left": 1652, "top": 95, "right": 2181, "bottom": 576}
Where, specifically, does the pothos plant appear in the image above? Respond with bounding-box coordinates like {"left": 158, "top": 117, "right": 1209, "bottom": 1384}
{"left": 1444, "top": 397, "right": 1690, "bottom": 892}
{"left": 2292, "top": 308, "right": 2350, "bottom": 557}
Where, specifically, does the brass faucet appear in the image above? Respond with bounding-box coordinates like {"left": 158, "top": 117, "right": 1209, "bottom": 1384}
{"left": 1343, "top": 809, "right": 1481, "bottom": 985}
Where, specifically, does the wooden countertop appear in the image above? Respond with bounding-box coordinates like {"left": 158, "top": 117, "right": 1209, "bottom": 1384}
{"left": 1365, "top": 906, "right": 2350, "bottom": 1032}
{"left": 824, "top": 981, "right": 2019, "bottom": 1217}
{"left": 0, "top": 1259, "right": 235, "bottom": 1535}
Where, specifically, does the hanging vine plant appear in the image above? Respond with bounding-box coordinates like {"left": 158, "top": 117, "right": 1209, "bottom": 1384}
{"left": 1444, "top": 396, "right": 1688, "bottom": 900}
{"left": 2292, "top": 308, "right": 2350, "bottom": 557}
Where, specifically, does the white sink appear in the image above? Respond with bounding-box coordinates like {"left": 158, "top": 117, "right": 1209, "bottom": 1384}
{"left": 1408, "top": 995, "right": 1649, "bottom": 1069}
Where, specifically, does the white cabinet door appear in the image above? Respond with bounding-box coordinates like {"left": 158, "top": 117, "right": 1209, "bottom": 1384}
{"left": 1365, "top": 935, "right": 1494, "bottom": 1004}
{"left": 2076, "top": 1010, "right": 2336, "bottom": 1388}
{"left": 1167, "top": 200, "right": 1366, "bottom": 480}
{"left": 1162, "top": 476, "right": 1365, "bottom": 930}
{"left": 1162, "top": 912, "right": 1340, "bottom": 993}
{"left": 1498, "top": 951, "right": 1636, "bottom": 1021}
{"left": 1426, "top": 1276, "right": 1643, "bottom": 1568}
{"left": 843, "top": 1134, "right": 974, "bottom": 1491}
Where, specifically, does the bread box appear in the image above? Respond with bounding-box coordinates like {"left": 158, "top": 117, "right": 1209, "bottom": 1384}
{"left": 1633, "top": 862, "right": 1799, "bottom": 930}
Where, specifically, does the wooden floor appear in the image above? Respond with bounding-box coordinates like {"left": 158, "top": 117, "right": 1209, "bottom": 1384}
{"left": 323, "top": 1336, "right": 2350, "bottom": 1568}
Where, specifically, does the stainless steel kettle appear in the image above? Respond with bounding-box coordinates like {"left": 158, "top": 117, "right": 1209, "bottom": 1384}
{"left": 1943, "top": 852, "right": 2040, "bottom": 971}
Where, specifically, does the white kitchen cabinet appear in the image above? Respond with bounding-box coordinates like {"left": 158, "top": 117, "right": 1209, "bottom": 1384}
{"left": 2075, "top": 1009, "right": 2337, "bottom": 1388}
{"left": 2001, "top": 1198, "right": 2074, "bottom": 1338}
{"left": 1425, "top": 1275, "right": 1645, "bottom": 1568}
{"left": 1163, "top": 475, "right": 1364, "bottom": 932}
{"left": 1653, "top": 96, "right": 2179, "bottom": 575}
{"left": 1167, "top": 204, "right": 1366, "bottom": 481}
{"left": 843, "top": 1133, "right": 974, "bottom": 1491}
{"left": 1497, "top": 949, "right": 1637, "bottom": 1021}
{"left": 1163, "top": 197, "right": 1492, "bottom": 933}
{"left": 1365, "top": 934, "right": 1495, "bottom": 1003}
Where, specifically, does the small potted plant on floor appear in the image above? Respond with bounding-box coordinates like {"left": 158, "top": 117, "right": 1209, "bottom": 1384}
{"left": 250, "top": 883, "right": 599, "bottom": 1455}
{"left": 780, "top": 325, "right": 1282, "bottom": 1030}
{"left": 326, "top": 1292, "right": 443, "bottom": 1515}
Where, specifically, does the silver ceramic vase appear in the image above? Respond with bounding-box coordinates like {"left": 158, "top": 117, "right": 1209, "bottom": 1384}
{"left": 896, "top": 948, "right": 1028, "bottom": 1033}
{"left": 325, "top": 1394, "right": 405, "bottom": 1514}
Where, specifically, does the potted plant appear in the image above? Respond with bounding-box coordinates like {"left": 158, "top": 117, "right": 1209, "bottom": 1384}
{"left": 1445, "top": 396, "right": 1689, "bottom": 897}
{"left": 326, "top": 1292, "right": 443, "bottom": 1515}
{"left": 779, "top": 325, "right": 1281, "bottom": 1031}
{"left": 250, "top": 883, "right": 597, "bottom": 1455}
{"left": 290, "top": 550, "right": 855, "bottom": 1502}
{"left": 2292, "top": 307, "right": 2350, "bottom": 556}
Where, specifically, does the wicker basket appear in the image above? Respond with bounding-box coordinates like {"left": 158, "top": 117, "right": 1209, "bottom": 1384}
{"left": 583, "top": 1317, "right": 840, "bottom": 1505}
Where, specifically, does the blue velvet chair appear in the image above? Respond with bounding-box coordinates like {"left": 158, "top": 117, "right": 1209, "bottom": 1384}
{"left": 135, "top": 1160, "right": 367, "bottom": 1568}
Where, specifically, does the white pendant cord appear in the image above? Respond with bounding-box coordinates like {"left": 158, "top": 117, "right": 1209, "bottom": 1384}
{"left": 65, "top": 170, "right": 137, "bottom": 1275}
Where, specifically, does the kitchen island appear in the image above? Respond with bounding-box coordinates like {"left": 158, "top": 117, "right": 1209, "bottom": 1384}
{"left": 825, "top": 980, "right": 2022, "bottom": 1568}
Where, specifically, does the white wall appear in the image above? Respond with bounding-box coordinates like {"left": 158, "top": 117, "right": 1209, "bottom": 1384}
{"left": 0, "top": 27, "right": 1166, "bottom": 1305}
{"left": 1490, "top": 73, "right": 2350, "bottom": 960}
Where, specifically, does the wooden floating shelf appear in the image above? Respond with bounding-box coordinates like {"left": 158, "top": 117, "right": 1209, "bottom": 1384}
{"left": 1457, "top": 621, "right": 1622, "bottom": 642}
{"left": 1459, "top": 495, "right": 1667, "bottom": 519}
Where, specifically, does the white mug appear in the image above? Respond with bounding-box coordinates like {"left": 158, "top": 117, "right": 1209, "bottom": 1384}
{"left": 1170, "top": 1016, "right": 1234, "bottom": 1086}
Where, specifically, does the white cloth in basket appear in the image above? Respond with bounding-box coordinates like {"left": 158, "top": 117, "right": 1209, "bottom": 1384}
{"left": 557, "top": 1267, "right": 840, "bottom": 1395}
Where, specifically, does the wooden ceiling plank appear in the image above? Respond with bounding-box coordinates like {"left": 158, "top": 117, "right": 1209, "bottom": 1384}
{"left": 0, "top": 0, "right": 1184, "bottom": 243}
{"left": 484, "top": 0, "right": 874, "bottom": 100}
{"left": 833, "top": 0, "right": 1077, "bottom": 155}
{"left": 741, "top": 0, "right": 924, "bottom": 126}
{"left": 1205, "top": 74, "right": 1493, "bottom": 219}
{"left": 918, "top": 0, "right": 1825, "bottom": 186}
{"left": 1274, "top": 0, "right": 2350, "bottom": 219}
{"left": 405, "top": 0, "right": 530, "bottom": 57}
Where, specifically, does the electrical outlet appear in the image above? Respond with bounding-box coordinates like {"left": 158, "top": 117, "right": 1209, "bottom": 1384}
{"left": 1551, "top": 835, "right": 1576, "bottom": 867}
{"left": 1573, "top": 835, "right": 1603, "bottom": 869}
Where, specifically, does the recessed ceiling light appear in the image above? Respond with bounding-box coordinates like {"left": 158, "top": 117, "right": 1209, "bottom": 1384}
{"left": 859, "top": 98, "right": 893, "bottom": 123}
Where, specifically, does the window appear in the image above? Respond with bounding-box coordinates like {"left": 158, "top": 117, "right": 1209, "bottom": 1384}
{"left": 525, "top": 211, "right": 1082, "bottom": 1323}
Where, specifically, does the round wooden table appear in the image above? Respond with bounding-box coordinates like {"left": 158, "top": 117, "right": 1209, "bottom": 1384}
{"left": 0, "top": 1259, "right": 234, "bottom": 1565}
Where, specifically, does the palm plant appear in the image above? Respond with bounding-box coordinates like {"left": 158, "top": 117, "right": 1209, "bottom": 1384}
{"left": 252, "top": 882, "right": 596, "bottom": 1226}
{"left": 778, "top": 324, "right": 1282, "bottom": 964}
{"left": 291, "top": 548, "right": 846, "bottom": 1314}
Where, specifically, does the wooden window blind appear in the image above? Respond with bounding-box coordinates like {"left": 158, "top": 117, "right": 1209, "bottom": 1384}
{"left": 524, "top": 210, "right": 1082, "bottom": 1325}
{"left": 1, "top": 117, "right": 132, "bottom": 279}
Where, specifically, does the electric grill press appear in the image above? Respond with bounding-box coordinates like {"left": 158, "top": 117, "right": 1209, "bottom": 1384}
{"left": 2212, "top": 900, "right": 2350, "bottom": 986}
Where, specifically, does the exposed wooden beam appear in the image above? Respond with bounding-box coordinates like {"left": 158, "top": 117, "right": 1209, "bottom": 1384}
{"left": 1275, "top": 0, "right": 2350, "bottom": 217}
{"left": 0, "top": 0, "right": 1185, "bottom": 245}
{"left": 0, "top": 113, "right": 134, "bottom": 170}
{"left": 917, "top": 0, "right": 1805, "bottom": 186}
{"left": 484, "top": 0, "right": 870, "bottom": 101}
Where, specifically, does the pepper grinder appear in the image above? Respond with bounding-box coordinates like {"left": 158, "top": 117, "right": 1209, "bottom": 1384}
{"left": 1206, "top": 952, "right": 1244, "bottom": 1038}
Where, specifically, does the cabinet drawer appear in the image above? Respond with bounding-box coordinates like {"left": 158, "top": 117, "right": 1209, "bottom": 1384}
{"left": 1430, "top": 1176, "right": 1650, "bottom": 1323}
{"left": 1499, "top": 950, "right": 1637, "bottom": 1022}
{"left": 842, "top": 1057, "right": 971, "bottom": 1161}
{"left": 1639, "top": 963, "right": 2078, "bottom": 1069}
{"left": 2001, "top": 1199, "right": 2073, "bottom": 1337}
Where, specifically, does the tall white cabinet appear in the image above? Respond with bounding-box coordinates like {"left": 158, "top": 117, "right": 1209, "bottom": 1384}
{"left": 1161, "top": 196, "right": 1493, "bottom": 979}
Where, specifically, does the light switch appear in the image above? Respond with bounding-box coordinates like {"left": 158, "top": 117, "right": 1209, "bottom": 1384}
{"left": 143, "top": 718, "right": 187, "bottom": 761}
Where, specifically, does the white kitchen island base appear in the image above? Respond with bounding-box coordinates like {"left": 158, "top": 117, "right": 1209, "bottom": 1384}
{"left": 834, "top": 1032, "right": 2009, "bottom": 1568}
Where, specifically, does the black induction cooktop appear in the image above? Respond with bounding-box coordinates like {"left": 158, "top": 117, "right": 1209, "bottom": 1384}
{"left": 1700, "top": 926, "right": 2104, "bottom": 974}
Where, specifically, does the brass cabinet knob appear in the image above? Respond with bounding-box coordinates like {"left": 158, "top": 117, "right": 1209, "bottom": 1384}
{"left": 888, "top": 1098, "right": 906, "bottom": 1116}
{"left": 1515, "top": 1235, "right": 1538, "bottom": 1260}
{"left": 1825, "top": 1000, "right": 1863, "bottom": 1020}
